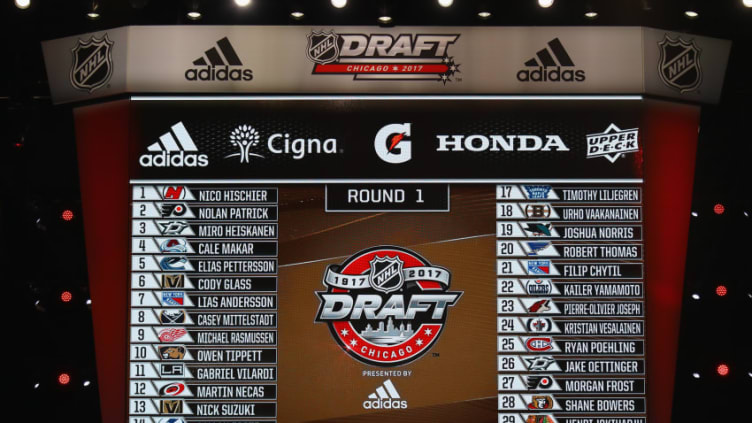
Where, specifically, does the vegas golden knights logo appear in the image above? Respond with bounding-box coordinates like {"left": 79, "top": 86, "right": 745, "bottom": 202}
{"left": 162, "top": 274, "right": 185, "bottom": 288}
{"left": 160, "top": 399, "right": 183, "bottom": 414}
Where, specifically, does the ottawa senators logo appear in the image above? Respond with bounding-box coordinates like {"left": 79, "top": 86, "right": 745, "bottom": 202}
{"left": 315, "top": 246, "right": 461, "bottom": 366}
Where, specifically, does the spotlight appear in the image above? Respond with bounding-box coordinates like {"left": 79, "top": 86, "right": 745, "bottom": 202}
{"left": 744, "top": 0, "right": 752, "bottom": 7}
{"left": 716, "top": 285, "right": 727, "bottom": 297}
{"left": 87, "top": 2, "right": 100, "bottom": 19}
{"left": 34, "top": 383, "right": 40, "bottom": 389}
{"left": 58, "top": 373, "right": 71, "bottom": 385}
{"left": 61, "top": 291, "right": 73, "bottom": 303}
{"left": 538, "top": 0, "right": 555, "bottom": 8}
{"left": 187, "top": 11, "right": 202, "bottom": 20}
{"left": 438, "top": 0, "right": 453, "bottom": 7}
{"left": 83, "top": 380, "right": 91, "bottom": 387}
{"left": 290, "top": 11, "right": 304, "bottom": 20}
{"left": 713, "top": 203, "right": 725, "bottom": 214}
{"left": 716, "top": 364, "right": 729, "bottom": 376}
{"left": 585, "top": 10, "right": 598, "bottom": 19}
{"left": 684, "top": 10, "right": 699, "bottom": 18}
{"left": 691, "top": 211, "right": 698, "bottom": 217}
{"left": 62, "top": 210, "right": 74, "bottom": 221}
{"left": 691, "top": 293, "right": 700, "bottom": 300}
{"left": 378, "top": 15, "right": 393, "bottom": 24}
{"left": 86, "top": 298, "right": 92, "bottom": 305}
{"left": 478, "top": 11, "right": 491, "bottom": 19}
{"left": 692, "top": 372, "right": 700, "bottom": 379}
{"left": 331, "top": 0, "right": 347, "bottom": 8}
{"left": 234, "top": 0, "right": 251, "bottom": 6}
{"left": 15, "top": 0, "right": 31, "bottom": 10}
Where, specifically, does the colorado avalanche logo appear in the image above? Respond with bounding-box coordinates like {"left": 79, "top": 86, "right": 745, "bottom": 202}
{"left": 315, "top": 246, "right": 461, "bottom": 366}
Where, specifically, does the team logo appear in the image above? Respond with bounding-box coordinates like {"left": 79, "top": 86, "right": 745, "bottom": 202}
{"left": 140, "top": 122, "right": 209, "bottom": 168}
{"left": 69, "top": 34, "right": 114, "bottom": 92}
{"left": 160, "top": 239, "right": 187, "bottom": 253}
{"left": 528, "top": 395, "right": 554, "bottom": 410}
{"left": 518, "top": 37, "right": 585, "bottom": 82}
{"left": 159, "top": 345, "right": 187, "bottom": 360}
{"left": 658, "top": 35, "right": 702, "bottom": 93}
{"left": 159, "top": 382, "right": 186, "bottom": 397}
{"left": 226, "top": 125, "right": 265, "bottom": 163}
{"left": 160, "top": 399, "right": 183, "bottom": 414}
{"left": 161, "top": 203, "right": 187, "bottom": 217}
{"left": 526, "top": 356, "right": 556, "bottom": 371}
{"left": 163, "top": 186, "right": 186, "bottom": 200}
{"left": 159, "top": 221, "right": 190, "bottom": 235}
{"left": 528, "top": 260, "right": 550, "bottom": 275}
{"left": 526, "top": 376, "right": 554, "bottom": 390}
{"left": 586, "top": 124, "right": 640, "bottom": 163}
{"left": 374, "top": 123, "right": 412, "bottom": 164}
{"left": 185, "top": 37, "right": 253, "bottom": 82}
{"left": 524, "top": 223, "right": 553, "bottom": 237}
{"left": 526, "top": 415, "right": 555, "bottom": 423}
{"left": 159, "top": 328, "right": 187, "bottom": 342}
{"left": 526, "top": 337, "right": 553, "bottom": 352}
{"left": 161, "top": 274, "right": 185, "bottom": 288}
{"left": 524, "top": 185, "right": 552, "bottom": 200}
{"left": 526, "top": 242, "right": 551, "bottom": 256}
{"left": 162, "top": 292, "right": 185, "bottom": 306}
{"left": 160, "top": 310, "right": 186, "bottom": 324}
{"left": 526, "top": 279, "right": 553, "bottom": 295}
{"left": 159, "top": 363, "right": 184, "bottom": 376}
{"left": 305, "top": 30, "right": 460, "bottom": 83}
{"left": 160, "top": 257, "right": 188, "bottom": 270}
{"left": 315, "top": 246, "right": 461, "bottom": 366}
{"left": 526, "top": 204, "right": 551, "bottom": 219}
{"left": 527, "top": 299, "right": 552, "bottom": 313}
{"left": 362, "top": 379, "right": 407, "bottom": 409}
{"left": 157, "top": 419, "right": 185, "bottom": 423}
{"left": 306, "top": 31, "right": 340, "bottom": 64}
{"left": 527, "top": 318, "right": 553, "bottom": 332}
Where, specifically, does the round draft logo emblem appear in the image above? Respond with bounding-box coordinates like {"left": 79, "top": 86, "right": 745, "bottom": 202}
{"left": 315, "top": 246, "right": 462, "bottom": 366}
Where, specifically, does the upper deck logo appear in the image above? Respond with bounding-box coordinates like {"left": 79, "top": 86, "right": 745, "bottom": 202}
{"left": 70, "top": 34, "right": 113, "bottom": 92}
{"left": 658, "top": 35, "right": 702, "bottom": 93}
{"left": 315, "top": 246, "right": 461, "bottom": 366}
{"left": 586, "top": 124, "right": 640, "bottom": 163}
{"left": 306, "top": 31, "right": 340, "bottom": 64}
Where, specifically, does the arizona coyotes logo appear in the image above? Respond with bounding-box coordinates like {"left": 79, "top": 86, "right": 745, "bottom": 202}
{"left": 306, "top": 31, "right": 340, "bottom": 65}
{"left": 658, "top": 35, "right": 702, "bottom": 93}
{"left": 315, "top": 246, "right": 461, "bottom": 366}
{"left": 69, "top": 34, "right": 114, "bottom": 92}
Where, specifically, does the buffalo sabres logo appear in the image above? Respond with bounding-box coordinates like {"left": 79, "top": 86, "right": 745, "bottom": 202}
{"left": 306, "top": 31, "right": 340, "bottom": 65}
{"left": 315, "top": 246, "right": 461, "bottom": 366}
{"left": 658, "top": 35, "right": 702, "bottom": 93}
{"left": 69, "top": 34, "right": 114, "bottom": 92}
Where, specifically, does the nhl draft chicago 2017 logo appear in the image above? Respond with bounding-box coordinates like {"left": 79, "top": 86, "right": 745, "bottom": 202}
{"left": 658, "top": 35, "right": 702, "bottom": 93}
{"left": 315, "top": 246, "right": 462, "bottom": 366}
{"left": 69, "top": 34, "right": 114, "bottom": 92}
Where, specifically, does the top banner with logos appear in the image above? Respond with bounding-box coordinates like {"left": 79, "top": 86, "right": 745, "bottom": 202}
{"left": 41, "top": 26, "right": 730, "bottom": 104}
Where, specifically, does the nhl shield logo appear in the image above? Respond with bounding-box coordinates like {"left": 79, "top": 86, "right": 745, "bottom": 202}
{"left": 369, "top": 256, "right": 404, "bottom": 293}
{"left": 306, "top": 31, "right": 340, "bottom": 65}
{"left": 69, "top": 34, "right": 114, "bottom": 92}
{"left": 658, "top": 35, "right": 702, "bottom": 93}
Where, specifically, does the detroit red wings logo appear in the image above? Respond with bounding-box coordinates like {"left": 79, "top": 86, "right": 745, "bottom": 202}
{"left": 315, "top": 246, "right": 461, "bottom": 366}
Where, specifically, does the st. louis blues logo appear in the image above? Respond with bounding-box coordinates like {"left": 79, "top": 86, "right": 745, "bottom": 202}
{"left": 658, "top": 35, "right": 702, "bottom": 93}
{"left": 69, "top": 34, "right": 114, "bottom": 92}
{"left": 315, "top": 246, "right": 461, "bottom": 366}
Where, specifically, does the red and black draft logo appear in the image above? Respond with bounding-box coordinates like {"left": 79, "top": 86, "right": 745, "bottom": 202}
{"left": 306, "top": 31, "right": 461, "bottom": 84}
{"left": 315, "top": 246, "right": 462, "bottom": 367}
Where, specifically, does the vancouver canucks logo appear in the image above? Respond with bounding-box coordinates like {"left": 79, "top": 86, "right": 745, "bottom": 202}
{"left": 69, "top": 34, "right": 113, "bottom": 92}
{"left": 658, "top": 35, "right": 702, "bottom": 93}
{"left": 225, "top": 125, "right": 264, "bottom": 163}
{"left": 315, "top": 246, "right": 461, "bottom": 366}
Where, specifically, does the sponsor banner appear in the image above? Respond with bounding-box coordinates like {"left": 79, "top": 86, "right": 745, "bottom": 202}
{"left": 42, "top": 26, "right": 729, "bottom": 104}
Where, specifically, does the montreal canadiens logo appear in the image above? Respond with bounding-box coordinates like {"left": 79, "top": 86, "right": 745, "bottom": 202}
{"left": 315, "top": 246, "right": 462, "bottom": 366}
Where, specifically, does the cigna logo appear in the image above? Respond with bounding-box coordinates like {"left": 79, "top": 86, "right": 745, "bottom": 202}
{"left": 139, "top": 122, "right": 209, "bottom": 168}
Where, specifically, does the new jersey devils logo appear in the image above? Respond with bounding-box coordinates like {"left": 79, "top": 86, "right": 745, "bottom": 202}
{"left": 315, "top": 246, "right": 461, "bottom": 366}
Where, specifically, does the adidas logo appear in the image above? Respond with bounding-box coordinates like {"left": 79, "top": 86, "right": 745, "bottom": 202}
{"left": 517, "top": 38, "right": 586, "bottom": 83}
{"left": 139, "top": 122, "right": 209, "bottom": 168}
{"left": 362, "top": 379, "right": 408, "bottom": 410}
{"left": 184, "top": 37, "right": 253, "bottom": 82}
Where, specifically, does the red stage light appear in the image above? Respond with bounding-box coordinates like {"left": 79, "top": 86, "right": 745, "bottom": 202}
{"left": 716, "top": 285, "right": 728, "bottom": 297}
{"left": 717, "top": 364, "right": 729, "bottom": 376}
{"left": 58, "top": 373, "right": 71, "bottom": 385}
{"left": 713, "top": 203, "right": 725, "bottom": 215}
{"left": 61, "top": 210, "right": 74, "bottom": 221}
{"left": 61, "top": 291, "right": 73, "bottom": 302}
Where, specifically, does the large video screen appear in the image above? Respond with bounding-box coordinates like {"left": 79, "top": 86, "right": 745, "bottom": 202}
{"left": 124, "top": 98, "right": 648, "bottom": 423}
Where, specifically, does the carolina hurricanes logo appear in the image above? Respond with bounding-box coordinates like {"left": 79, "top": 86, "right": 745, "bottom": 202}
{"left": 315, "top": 246, "right": 461, "bottom": 366}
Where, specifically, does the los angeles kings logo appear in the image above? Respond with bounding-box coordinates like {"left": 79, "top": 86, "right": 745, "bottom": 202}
{"left": 315, "top": 246, "right": 461, "bottom": 366}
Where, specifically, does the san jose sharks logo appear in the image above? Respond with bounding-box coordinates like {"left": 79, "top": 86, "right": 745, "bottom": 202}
{"left": 69, "top": 34, "right": 114, "bottom": 92}
{"left": 658, "top": 35, "right": 702, "bottom": 93}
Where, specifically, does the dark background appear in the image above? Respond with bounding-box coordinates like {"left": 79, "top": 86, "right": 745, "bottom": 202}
{"left": 1, "top": 1, "right": 750, "bottom": 422}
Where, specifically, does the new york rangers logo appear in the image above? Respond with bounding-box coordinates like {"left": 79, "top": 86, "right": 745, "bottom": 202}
{"left": 69, "top": 34, "right": 113, "bottom": 92}
{"left": 306, "top": 31, "right": 340, "bottom": 65}
{"left": 658, "top": 35, "right": 702, "bottom": 93}
{"left": 315, "top": 246, "right": 461, "bottom": 366}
